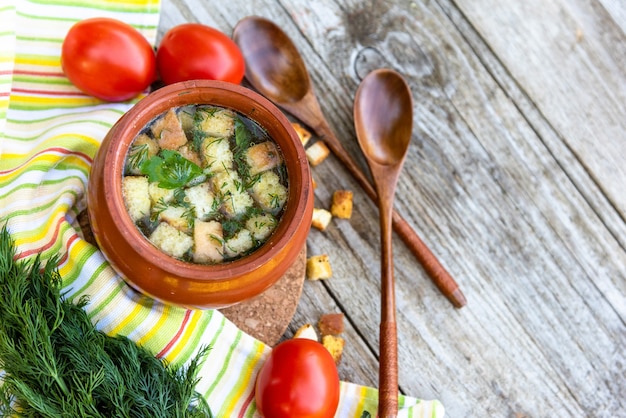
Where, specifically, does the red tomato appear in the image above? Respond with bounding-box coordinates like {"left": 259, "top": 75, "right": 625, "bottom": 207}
{"left": 255, "top": 339, "right": 340, "bottom": 418}
{"left": 156, "top": 23, "right": 245, "bottom": 85}
{"left": 61, "top": 18, "right": 156, "bottom": 102}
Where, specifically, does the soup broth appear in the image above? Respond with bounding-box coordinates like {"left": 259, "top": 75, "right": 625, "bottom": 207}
{"left": 121, "top": 104, "right": 288, "bottom": 264}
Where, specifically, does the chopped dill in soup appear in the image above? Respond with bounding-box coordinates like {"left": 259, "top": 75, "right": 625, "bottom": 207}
{"left": 121, "top": 105, "right": 288, "bottom": 264}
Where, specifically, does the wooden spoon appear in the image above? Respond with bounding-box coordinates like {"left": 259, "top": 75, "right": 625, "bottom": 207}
{"left": 232, "top": 16, "right": 466, "bottom": 309}
{"left": 354, "top": 68, "right": 413, "bottom": 418}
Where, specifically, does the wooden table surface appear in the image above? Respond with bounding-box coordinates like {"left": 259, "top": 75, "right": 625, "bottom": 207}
{"left": 160, "top": 1, "right": 626, "bottom": 416}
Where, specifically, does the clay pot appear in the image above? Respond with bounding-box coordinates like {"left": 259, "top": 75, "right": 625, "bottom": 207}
{"left": 87, "top": 80, "right": 313, "bottom": 309}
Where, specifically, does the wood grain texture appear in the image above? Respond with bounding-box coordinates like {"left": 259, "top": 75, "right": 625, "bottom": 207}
{"left": 160, "top": 0, "right": 626, "bottom": 416}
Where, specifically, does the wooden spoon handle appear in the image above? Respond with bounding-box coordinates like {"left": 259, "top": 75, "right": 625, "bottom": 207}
{"left": 379, "top": 321, "right": 398, "bottom": 418}
{"left": 314, "top": 121, "right": 467, "bottom": 308}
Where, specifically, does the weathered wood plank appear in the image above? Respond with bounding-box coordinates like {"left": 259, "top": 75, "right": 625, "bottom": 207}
{"left": 161, "top": 0, "right": 626, "bottom": 416}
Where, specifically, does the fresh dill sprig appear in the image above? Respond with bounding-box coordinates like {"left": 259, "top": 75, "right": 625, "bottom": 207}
{"left": 0, "top": 224, "right": 213, "bottom": 417}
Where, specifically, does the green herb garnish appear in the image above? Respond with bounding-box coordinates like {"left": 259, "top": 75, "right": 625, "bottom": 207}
{"left": 141, "top": 149, "right": 203, "bottom": 189}
{"left": 0, "top": 224, "right": 213, "bottom": 417}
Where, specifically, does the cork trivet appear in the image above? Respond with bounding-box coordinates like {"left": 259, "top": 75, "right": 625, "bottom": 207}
{"left": 221, "top": 247, "right": 306, "bottom": 346}
{"left": 78, "top": 210, "right": 305, "bottom": 346}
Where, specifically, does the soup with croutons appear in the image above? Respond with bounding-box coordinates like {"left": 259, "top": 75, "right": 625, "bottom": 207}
{"left": 122, "top": 105, "right": 288, "bottom": 264}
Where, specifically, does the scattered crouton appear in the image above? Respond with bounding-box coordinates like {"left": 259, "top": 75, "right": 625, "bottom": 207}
{"left": 311, "top": 176, "right": 317, "bottom": 189}
{"left": 151, "top": 108, "right": 187, "bottom": 150}
{"left": 305, "top": 141, "right": 330, "bottom": 166}
{"left": 318, "top": 313, "right": 345, "bottom": 336}
{"left": 122, "top": 176, "right": 150, "bottom": 222}
{"left": 245, "top": 141, "right": 282, "bottom": 175}
{"left": 322, "top": 335, "right": 345, "bottom": 363}
{"left": 306, "top": 254, "right": 332, "bottom": 280}
{"left": 291, "top": 122, "right": 312, "bottom": 146}
{"left": 293, "top": 323, "right": 318, "bottom": 341}
{"left": 311, "top": 208, "right": 332, "bottom": 231}
{"left": 330, "top": 190, "right": 353, "bottom": 219}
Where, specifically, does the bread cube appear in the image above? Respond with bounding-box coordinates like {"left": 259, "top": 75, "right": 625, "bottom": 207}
{"left": 151, "top": 108, "right": 188, "bottom": 150}
{"left": 330, "top": 190, "right": 353, "bottom": 219}
{"left": 122, "top": 176, "right": 151, "bottom": 222}
{"left": 185, "top": 182, "right": 216, "bottom": 220}
{"left": 157, "top": 205, "right": 191, "bottom": 233}
{"left": 318, "top": 313, "right": 345, "bottom": 336}
{"left": 311, "top": 208, "right": 332, "bottom": 231}
{"left": 177, "top": 143, "right": 203, "bottom": 167}
{"left": 245, "top": 141, "right": 282, "bottom": 176}
{"left": 305, "top": 141, "right": 330, "bottom": 166}
{"left": 126, "top": 134, "right": 159, "bottom": 174}
{"left": 149, "top": 222, "right": 193, "bottom": 259}
{"left": 224, "top": 228, "right": 254, "bottom": 259}
{"left": 249, "top": 171, "right": 287, "bottom": 214}
{"left": 148, "top": 182, "right": 175, "bottom": 206}
{"left": 201, "top": 136, "right": 234, "bottom": 172}
{"left": 322, "top": 335, "right": 345, "bottom": 363}
{"left": 291, "top": 122, "right": 312, "bottom": 146}
{"left": 306, "top": 254, "right": 332, "bottom": 280}
{"left": 293, "top": 323, "right": 318, "bottom": 341}
{"left": 193, "top": 220, "right": 224, "bottom": 264}
{"left": 245, "top": 213, "right": 277, "bottom": 241}
{"left": 195, "top": 106, "right": 236, "bottom": 138}
{"left": 211, "top": 170, "right": 254, "bottom": 219}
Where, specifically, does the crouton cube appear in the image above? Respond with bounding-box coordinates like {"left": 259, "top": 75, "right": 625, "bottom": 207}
{"left": 245, "top": 141, "right": 282, "bottom": 175}
{"left": 157, "top": 205, "right": 191, "bottom": 233}
{"left": 330, "top": 190, "right": 353, "bottom": 219}
{"left": 211, "top": 170, "right": 253, "bottom": 219}
{"left": 306, "top": 254, "right": 332, "bottom": 280}
{"left": 126, "top": 134, "right": 159, "bottom": 174}
{"left": 305, "top": 141, "right": 330, "bottom": 166}
{"left": 195, "top": 106, "right": 236, "bottom": 138}
{"left": 291, "top": 122, "right": 312, "bottom": 146}
{"left": 318, "top": 313, "right": 345, "bottom": 336}
{"left": 249, "top": 171, "right": 287, "bottom": 214}
{"left": 149, "top": 222, "right": 193, "bottom": 259}
{"left": 148, "top": 182, "right": 175, "bottom": 206}
{"left": 311, "top": 208, "right": 332, "bottom": 231}
{"left": 122, "top": 176, "right": 150, "bottom": 222}
{"left": 151, "top": 108, "right": 188, "bottom": 150}
{"left": 245, "top": 213, "right": 277, "bottom": 241}
{"left": 293, "top": 323, "right": 318, "bottom": 341}
{"left": 201, "top": 137, "right": 234, "bottom": 172}
{"left": 185, "top": 182, "right": 216, "bottom": 220}
{"left": 322, "top": 335, "right": 345, "bottom": 363}
{"left": 177, "top": 143, "right": 203, "bottom": 167}
{"left": 225, "top": 228, "right": 254, "bottom": 259}
{"left": 193, "top": 220, "right": 224, "bottom": 264}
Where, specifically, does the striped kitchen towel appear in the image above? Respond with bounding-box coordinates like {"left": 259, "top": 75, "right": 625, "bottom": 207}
{"left": 0, "top": 0, "right": 445, "bottom": 416}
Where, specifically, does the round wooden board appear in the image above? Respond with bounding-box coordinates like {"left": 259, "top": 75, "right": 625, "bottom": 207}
{"left": 220, "top": 247, "right": 306, "bottom": 346}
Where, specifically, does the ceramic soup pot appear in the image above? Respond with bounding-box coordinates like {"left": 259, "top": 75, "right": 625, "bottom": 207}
{"left": 88, "top": 80, "right": 313, "bottom": 309}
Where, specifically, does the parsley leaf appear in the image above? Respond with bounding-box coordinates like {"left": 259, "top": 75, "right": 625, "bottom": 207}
{"left": 140, "top": 150, "right": 203, "bottom": 189}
